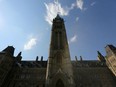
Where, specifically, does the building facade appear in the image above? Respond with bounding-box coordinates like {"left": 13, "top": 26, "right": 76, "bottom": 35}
{"left": 0, "top": 15, "right": 116, "bottom": 87}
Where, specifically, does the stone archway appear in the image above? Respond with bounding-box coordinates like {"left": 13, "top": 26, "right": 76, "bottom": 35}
{"left": 56, "top": 79, "right": 64, "bottom": 87}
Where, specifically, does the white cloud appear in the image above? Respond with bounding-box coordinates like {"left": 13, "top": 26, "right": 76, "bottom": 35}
{"left": 91, "top": 2, "right": 96, "bottom": 6}
{"left": 44, "top": 1, "right": 71, "bottom": 25}
{"left": 76, "top": 17, "right": 79, "bottom": 22}
{"left": 24, "top": 37, "right": 37, "bottom": 50}
{"left": 76, "top": 0, "right": 84, "bottom": 10}
{"left": 70, "top": 3, "right": 76, "bottom": 10}
{"left": 69, "top": 35, "right": 77, "bottom": 44}
{"left": 44, "top": 0, "right": 86, "bottom": 25}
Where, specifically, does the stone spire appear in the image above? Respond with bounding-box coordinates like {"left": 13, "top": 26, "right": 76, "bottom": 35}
{"left": 97, "top": 51, "right": 106, "bottom": 62}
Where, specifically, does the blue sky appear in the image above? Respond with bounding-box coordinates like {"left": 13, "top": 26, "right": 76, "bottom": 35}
{"left": 0, "top": 0, "right": 116, "bottom": 60}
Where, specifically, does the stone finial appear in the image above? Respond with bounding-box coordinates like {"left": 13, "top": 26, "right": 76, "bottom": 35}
{"left": 97, "top": 51, "right": 106, "bottom": 62}
{"left": 16, "top": 52, "right": 22, "bottom": 62}
{"left": 80, "top": 56, "right": 83, "bottom": 61}
{"left": 75, "top": 56, "right": 78, "bottom": 61}
{"left": 36, "top": 56, "right": 39, "bottom": 61}
{"left": 41, "top": 56, "right": 43, "bottom": 61}
{"left": 17, "top": 52, "right": 22, "bottom": 57}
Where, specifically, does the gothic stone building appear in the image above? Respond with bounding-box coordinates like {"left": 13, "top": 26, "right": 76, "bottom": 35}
{"left": 0, "top": 15, "right": 116, "bottom": 87}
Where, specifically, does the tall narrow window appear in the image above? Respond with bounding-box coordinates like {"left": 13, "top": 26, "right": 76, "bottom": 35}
{"left": 54, "top": 31, "right": 63, "bottom": 49}
{"left": 54, "top": 32, "right": 58, "bottom": 49}
{"left": 59, "top": 32, "right": 62, "bottom": 49}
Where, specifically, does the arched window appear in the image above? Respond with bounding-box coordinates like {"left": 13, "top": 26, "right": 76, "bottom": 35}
{"left": 43, "top": 84, "right": 45, "bottom": 87}
{"left": 36, "top": 85, "right": 39, "bottom": 87}
{"left": 56, "top": 79, "right": 64, "bottom": 87}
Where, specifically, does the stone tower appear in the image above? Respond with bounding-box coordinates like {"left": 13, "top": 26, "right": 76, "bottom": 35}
{"left": 105, "top": 45, "right": 116, "bottom": 76}
{"left": 46, "top": 14, "right": 75, "bottom": 87}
